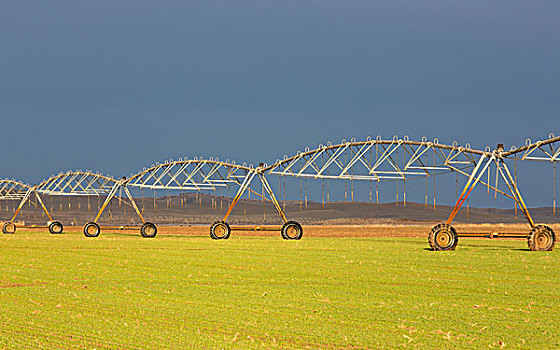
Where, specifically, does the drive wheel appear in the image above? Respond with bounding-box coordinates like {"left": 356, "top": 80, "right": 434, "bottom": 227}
{"left": 140, "top": 222, "right": 157, "bottom": 238}
{"left": 48, "top": 221, "right": 64, "bottom": 234}
{"left": 281, "top": 221, "right": 303, "bottom": 240}
{"left": 2, "top": 222, "right": 16, "bottom": 234}
{"left": 83, "top": 222, "right": 101, "bottom": 237}
{"left": 210, "top": 221, "right": 230, "bottom": 239}
{"left": 527, "top": 225, "right": 555, "bottom": 251}
{"left": 428, "top": 223, "right": 458, "bottom": 251}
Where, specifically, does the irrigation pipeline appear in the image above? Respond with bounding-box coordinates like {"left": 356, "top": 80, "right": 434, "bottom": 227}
{"left": 0, "top": 134, "right": 558, "bottom": 250}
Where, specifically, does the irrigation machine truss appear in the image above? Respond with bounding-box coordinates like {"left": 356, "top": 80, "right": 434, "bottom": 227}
{"left": 0, "top": 179, "right": 63, "bottom": 234}
{"left": 1, "top": 134, "right": 558, "bottom": 250}
{"left": 262, "top": 134, "right": 559, "bottom": 251}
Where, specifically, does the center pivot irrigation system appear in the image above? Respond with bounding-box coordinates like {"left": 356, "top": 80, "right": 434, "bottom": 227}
{"left": 126, "top": 158, "right": 302, "bottom": 240}
{"left": 1, "top": 134, "right": 558, "bottom": 251}
{"left": 35, "top": 171, "right": 157, "bottom": 238}
{"left": 261, "top": 135, "right": 559, "bottom": 251}
{"left": 0, "top": 179, "right": 63, "bottom": 234}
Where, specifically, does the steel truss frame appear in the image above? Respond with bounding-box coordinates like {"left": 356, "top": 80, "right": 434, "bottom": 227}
{"left": 124, "top": 158, "right": 295, "bottom": 238}
{"left": 263, "top": 136, "right": 493, "bottom": 210}
{"left": 36, "top": 171, "right": 149, "bottom": 237}
{"left": 446, "top": 137, "right": 559, "bottom": 223}
{"left": 2, "top": 134, "right": 557, "bottom": 247}
{"left": 126, "top": 158, "right": 253, "bottom": 190}
{"left": 37, "top": 171, "right": 118, "bottom": 196}
{"left": 263, "top": 135, "right": 558, "bottom": 250}
{"left": 1, "top": 171, "right": 148, "bottom": 237}
{"left": 0, "top": 179, "right": 30, "bottom": 201}
{"left": 264, "top": 136, "right": 487, "bottom": 181}
{"left": 434, "top": 136, "right": 559, "bottom": 251}
{"left": 0, "top": 179, "right": 60, "bottom": 234}
{"left": 502, "top": 134, "right": 560, "bottom": 162}
{"left": 221, "top": 172, "right": 287, "bottom": 221}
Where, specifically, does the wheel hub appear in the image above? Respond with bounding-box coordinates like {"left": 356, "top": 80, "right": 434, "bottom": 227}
{"left": 214, "top": 224, "right": 226, "bottom": 237}
{"left": 4, "top": 223, "right": 15, "bottom": 234}
{"left": 286, "top": 226, "right": 299, "bottom": 238}
{"left": 535, "top": 232, "right": 551, "bottom": 249}
{"left": 436, "top": 230, "right": 452, "bottom": 248}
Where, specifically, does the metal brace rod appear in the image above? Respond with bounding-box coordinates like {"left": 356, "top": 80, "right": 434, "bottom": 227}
{"left": 7, "top": 187, "right": 54, "bottom": 223}
{"left": 122, "top": 186, "right": 146, "bottom": 224}
{"left": 500, "top": 161, "right": 535, "bottom": 228}
{"left": 10, "top": 188, "right": 34, "bottom": 222}
{"left": 404, "top": 144, "right": 432, "bottom": 171}
{"left": 33, "top": 191, "right": 53, "bottom": 222}
{"left": 164, "top": 162, "right": 191, "bottom": 188}
{"left": 296, "top": 148, "right": 326, "bottom": 176}
{"left": 316, "top": 145, "right": 349, "bottom": 176}
{"left": 446, "top": 155, "right": 493, "bottom": 225}
{"left": 495, "top": 161, "right": 530, "bottom": 225}
{"left": 222, "top": 172, "right": 257, "bottom": 222}
{"left": 259, "top": 174, "right": 288, "bottom": 223}
{"left": 446, "top": 164, "right": 514, "bottom": 200}
{"left": 340, "top": 143, "right": 374, "bottom": 176}
{"left": 370, "top": 141, "right": 399, "bottom": 174}
{"left": 93, "top": 183, "right": 121, "bottom": 223}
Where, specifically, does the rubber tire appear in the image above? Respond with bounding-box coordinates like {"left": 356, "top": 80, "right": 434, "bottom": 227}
{"left": 210, "top": 221, "right": 231, "bottom": 240}
{"left": 48, "top": 221, "right": 64, "bottom": 234}
{"left": 428, "top": 223, "right": 458, "bottom": 251}
{"left": 2, "top": 222, "right": 16, "bottom": 234}
{"left": 527, "top": 224, "right": 555, "bottom": 251}
{"left": 140, "top": 222, "right": 157, "bottom": 238}
{"left": 83, "top": 222, "right": 101, "bottom": 237}
{"left": 281, "top": 221, "right": 303, "bottom": 240}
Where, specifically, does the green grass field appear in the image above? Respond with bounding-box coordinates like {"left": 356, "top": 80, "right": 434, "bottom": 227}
{"left": 0, "top": 231, "right": 558, "bottom": 349}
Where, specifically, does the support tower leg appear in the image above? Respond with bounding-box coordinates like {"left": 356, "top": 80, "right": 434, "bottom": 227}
{"left": 429, "top": 155, "right": 493, "bottom": 250}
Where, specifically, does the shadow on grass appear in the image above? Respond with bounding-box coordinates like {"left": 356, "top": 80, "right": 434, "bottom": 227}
{"left": 104, "top": 232, "right": 141, "bottom": 237}
{"left": 104, "top": 232, "right": 212, "bottom": 239}
{"left": 158, "top": 234, "right": 209, "bottom": 238}
{"left": 423, "top": 246, "right": 534, "bottom": 252}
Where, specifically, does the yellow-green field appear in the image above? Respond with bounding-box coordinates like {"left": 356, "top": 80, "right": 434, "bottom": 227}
{"left": 0, "top": 231, "right": 558, "bottom": 349}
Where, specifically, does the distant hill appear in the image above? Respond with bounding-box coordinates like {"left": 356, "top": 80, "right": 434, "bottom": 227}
{"left": 1, "top": 193, "right": 558, "bottom": 226}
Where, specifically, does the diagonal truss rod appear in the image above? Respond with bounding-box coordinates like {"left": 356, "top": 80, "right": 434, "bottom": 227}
{"left": 446, "top": 154, "right": 494, "bottom": 225}
{"left": 92, "top": 182, "right": 145, "bottom": 224}
{"left": 221, "top": 171, "right": 288, "bottom": 224}
{"left": 222, "top": 172, "right": 257, "bottom": 222}
{"left": 259, "top": 174, "right": 288, "bottom": 223}
{"left": 126, "top": 159, "right": 251, "bottom": 191}
{"left": 266, "top": 138, "right": 487, "bottom": 182}
{"left": 9, "top": 187, "right": 54, "bottom": 223}
{"left": 501, "top": 135, "right": 560, "bottom": 161}
{"left": 37, "top": 171, "right": 117, "bottom": 196}
{"left": 0, "top": 180, "right": 31, "bottom": 200}
{"left": 497, "top": 161, "right": 535, "bottom": 227}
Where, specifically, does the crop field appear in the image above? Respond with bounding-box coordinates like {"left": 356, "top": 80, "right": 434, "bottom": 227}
{"left": 0, "top": 228, "right": 559, "bottom": 349}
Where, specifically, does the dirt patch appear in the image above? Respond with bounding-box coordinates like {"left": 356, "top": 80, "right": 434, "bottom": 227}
{"left": 0, "top": 280, "right": 48, "bottom": 288}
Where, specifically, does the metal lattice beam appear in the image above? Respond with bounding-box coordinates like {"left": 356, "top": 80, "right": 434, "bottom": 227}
{"left": 125, "top": 158, "right": 254, "bottom": 191}
{"left": 0, "top": 179, "right": 32, "bottom": 200}
{"left": 36, "top": 171, "right": 118, "bottom": 196}
{"left": 502, "top": 134, "right": 560, "bottom": 162}
{"left": 263, "top": 136, "right": 486, "bottom": 181}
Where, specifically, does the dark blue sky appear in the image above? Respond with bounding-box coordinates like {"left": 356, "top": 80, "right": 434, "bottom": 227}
{"left": 1, "top": 1, "right": 558, "bottom": 205}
